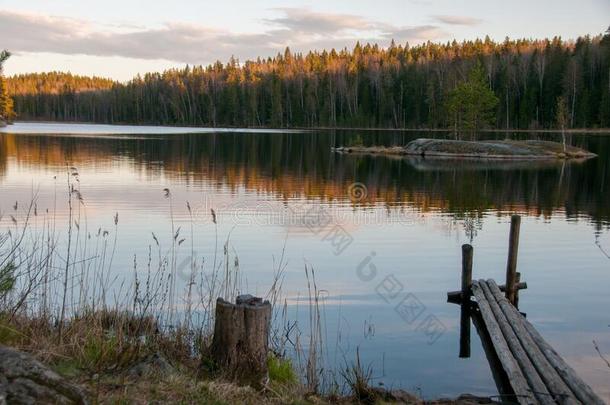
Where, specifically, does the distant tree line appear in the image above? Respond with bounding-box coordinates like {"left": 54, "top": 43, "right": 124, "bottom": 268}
{"left": 6, "top": 31, "right": 610, "bottom": 129}
{"left": 0, "top": 50, "right": 15, "bottom": 124}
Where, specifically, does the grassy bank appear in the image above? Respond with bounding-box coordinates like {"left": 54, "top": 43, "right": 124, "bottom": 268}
{"left": 0, "top": 311, "right": 490, "bottom": 404}
{"left": 0, "top": 310, "right": 309, "bottom": 404}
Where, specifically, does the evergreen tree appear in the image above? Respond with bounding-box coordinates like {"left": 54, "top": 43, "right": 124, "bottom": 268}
{"left": 446, "top": 62, "right": 499, "bottom": 138}
{"left": 0, "top": 50, "right": 15, "bottom": 124}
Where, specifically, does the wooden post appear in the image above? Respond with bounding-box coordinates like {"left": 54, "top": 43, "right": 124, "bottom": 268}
{"left": 461, "top": 244, "right": 473, "bottom": 301}
{"left": 459, "top": 304, "right": 471, "bottom": 358}
{"left": 505, "top": 215, "right": 521, "bottom": 306}
{"left": 459, "top": 244, "right": 473, "bottom": 358}
{"left": 210, "top": 294, "right": 272, "bottom": 388}
{"left": 514, "top": 272, "right": 521, "bottom": 310}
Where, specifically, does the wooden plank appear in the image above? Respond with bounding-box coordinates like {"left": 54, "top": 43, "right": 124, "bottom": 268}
{"left": 477, "top": 280, "right": 555, "bottom": 405}
{"left": 471, "top": 305, "right": 519, "bottom": 400}
{"left": 486, "top": 280, "right": 580, "bottom": 405}
{"left": 505, "top": 215, "right": 521, "bottom": 305}
{"left": 522, "top": 323, "right": 606, "bottom": 405}
{"left": 447, "top": 282, "right": 527, "bottom": 304}
{"left": 471, "top": 281, "right": 537, "bottom": 405}
{"left": 516, "top": 305, "right": 606, "bottom": 403}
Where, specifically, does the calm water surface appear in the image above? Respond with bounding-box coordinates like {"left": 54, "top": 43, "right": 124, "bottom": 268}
{"left": 1, "top": 122, "right": 609, "bottom": 400}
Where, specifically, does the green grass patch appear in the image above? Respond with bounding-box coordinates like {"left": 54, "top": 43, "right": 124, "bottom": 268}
{"left": 0, "top": 316, "right": 25, "bottom": 345}
{"left": 268, "top": 354, "right": 297, "bottom": 385}
{"left": 53, "top": 359, "right": 83, "bottom": 378}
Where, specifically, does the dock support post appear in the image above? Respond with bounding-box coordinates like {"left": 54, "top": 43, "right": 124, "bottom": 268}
{"left": 514, "top": 272, "right": 521, "bottom": 310}
{"left": 461, "top": 244, "right": 473, "bottom": 300}
{"left": 459, "top": 244, "right": 473, "bottom": 358}
{"left": 505, "top": 215, "right": 521, "bottom": 306}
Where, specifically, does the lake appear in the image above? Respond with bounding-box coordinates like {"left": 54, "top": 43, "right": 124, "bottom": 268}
{"left": 1, "top": 122, "right": 609, "bottom": 400}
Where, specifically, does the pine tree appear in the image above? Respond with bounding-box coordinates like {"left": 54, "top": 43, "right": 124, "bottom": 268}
{"left": 446, "top": 61, "right": 499, "bottom": 138}
{"left": 0, "top": 50, "right": 15, "bottom": 124}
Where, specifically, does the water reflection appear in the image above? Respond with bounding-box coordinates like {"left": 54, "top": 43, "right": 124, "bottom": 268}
{"left": 1, "top": 131, "right": 609, "bottom": 230}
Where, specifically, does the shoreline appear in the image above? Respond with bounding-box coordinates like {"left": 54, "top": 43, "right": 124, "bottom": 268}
{"left": 1, "top": 312, "right": 495, "bottom": 405}
{"left": 8, "top": 120, "right": 610, "bottom": 134}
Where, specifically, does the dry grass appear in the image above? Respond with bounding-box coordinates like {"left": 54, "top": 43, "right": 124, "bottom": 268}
{"left": 340, "top": 347, "right": 377, "bottom": 404}
{"left": 593, "top": 340, "right": 610, "bottom": 370}
{"left": 0, "top": 310, "right": 319, "bottom": 404}
{"left": 1, "top": 310, "right": 187, "bottom": 371}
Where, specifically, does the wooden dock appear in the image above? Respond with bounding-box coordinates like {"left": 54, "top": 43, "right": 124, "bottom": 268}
{"left": 448, "top": 215, "right": 604, "bottom": 405}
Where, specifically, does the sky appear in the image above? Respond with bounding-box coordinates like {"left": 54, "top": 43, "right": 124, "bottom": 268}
{"left": 1, "top": 0, "right": 609, "bottom": 81}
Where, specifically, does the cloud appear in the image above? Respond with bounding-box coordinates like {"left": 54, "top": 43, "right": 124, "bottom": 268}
{"left": 381, "top": 25, "right": 445, "bottom": 42}
{"left": 266, "top": 8, "right": 373, "bottom": 34}
{"left": 0, "top": 9, "right": 447, "bottom": 65}
{"left": 432, "top": 15, "right": 483, "bottom": 26}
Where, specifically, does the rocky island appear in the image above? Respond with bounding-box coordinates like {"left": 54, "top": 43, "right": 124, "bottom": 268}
{"left": 332, "top": 138, "right": 597, "bottom": 160}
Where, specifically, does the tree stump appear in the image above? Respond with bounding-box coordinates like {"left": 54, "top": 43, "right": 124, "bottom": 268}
{"left": 210, "top": 294, "right": 272, "bottom": 388}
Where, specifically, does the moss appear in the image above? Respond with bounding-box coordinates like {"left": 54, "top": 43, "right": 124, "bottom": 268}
{"left": 52, "top": 359, "right": 83, "bottom": 379}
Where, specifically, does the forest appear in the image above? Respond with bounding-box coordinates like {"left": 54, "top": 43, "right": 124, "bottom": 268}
{"left": 0, "top": 50, "right": 14, "bottom": 124}
{"left": 5, "top": 31, "right": 610, "bottom": 129}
